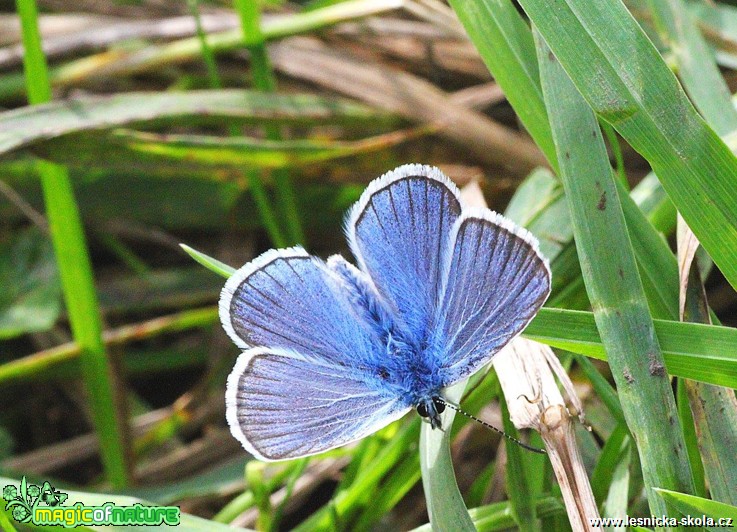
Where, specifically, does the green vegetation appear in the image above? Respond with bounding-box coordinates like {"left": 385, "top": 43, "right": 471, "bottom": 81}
{"left": 1, "top": 0, "right": 736, "bottom": 529}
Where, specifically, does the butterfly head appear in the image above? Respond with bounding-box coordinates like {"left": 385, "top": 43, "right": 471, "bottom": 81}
{"left": 416, "top": 396, "right": 446, "bottom": 429}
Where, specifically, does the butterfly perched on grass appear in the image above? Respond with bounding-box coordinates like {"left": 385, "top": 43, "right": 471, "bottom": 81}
{"left": 220, "top": 164, "right": 550, "bottom": 461}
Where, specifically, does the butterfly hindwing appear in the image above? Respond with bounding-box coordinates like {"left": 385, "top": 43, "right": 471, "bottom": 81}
{"left": 346, "top": 164, "right": 462, "bottom": 343}
{"left": 226, "top": 349, "right": 410, "bottom": 461}
{"left": 430, "top": 208, "right": 551, "bottom": 386}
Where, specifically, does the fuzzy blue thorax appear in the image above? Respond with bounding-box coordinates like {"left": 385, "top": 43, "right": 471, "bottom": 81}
{"left": 329, "top": 255, "right": 444, "bottom": 412}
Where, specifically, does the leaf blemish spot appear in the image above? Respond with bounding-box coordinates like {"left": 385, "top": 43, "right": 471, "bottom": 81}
{"left": 623, "top": 367, "right": 634, "bottom": 384}
{"left": 597, "top": 191, "right": 607, "bottom": 210}
{"left": 648, "top": 353, "right": 665, "bottom": 377}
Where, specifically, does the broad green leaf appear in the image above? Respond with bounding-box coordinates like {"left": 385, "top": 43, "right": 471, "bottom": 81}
{"left": 0, "top": 228, "right": 60, "bottom": 339}
{"left": 537, "top": 32, "right": 693, "bottom": 514}
{"left": 448, "top": 0, "right": 557, "bottom": 168}
{"left": 516, "top": 0, "right": 737, "bottom": 292}
{"left": 525, "top": 308, "right": 737, "bottom": 390}
{"left": 646, "top": 0, "right": 737, "bottom": 137}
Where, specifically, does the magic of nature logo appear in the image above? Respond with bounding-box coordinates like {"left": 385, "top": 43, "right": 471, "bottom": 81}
{"left": 3, "top": 476, "right": 180, "bottom": 527}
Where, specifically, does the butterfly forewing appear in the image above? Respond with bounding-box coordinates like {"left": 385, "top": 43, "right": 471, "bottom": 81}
{"left": 347, "top": 164, "right": 462, "bottom": 342}
{"left": 430, "top": 209, "right": 551, "bottom": 386}
{"left": 220, "top": 247, "right": 381, "bottom": 367}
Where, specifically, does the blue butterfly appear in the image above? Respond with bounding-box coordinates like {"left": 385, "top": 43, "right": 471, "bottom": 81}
{"left": 220, "top": 164, "right": 551, "bottom": 461}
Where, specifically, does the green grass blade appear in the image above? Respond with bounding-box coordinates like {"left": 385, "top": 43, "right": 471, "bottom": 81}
{"left": 591, "top": 424, "right": 630, "bottom": 503}
{"left": 646, "top": 0, "right": 737, "bottom": 137}
{"left": 603, "top": 441, "right": 631, "bottom": 521}
{"left": 575, "top": 355, "right": 625, "bottom": 426}
{"left": 0, "top": 90, "right": 389, "bottom": 156}
{"left": 682, "top": 381, "right": 737, "bottom": 505}
{"left": 644, "top": 0, "right": 737, "bottom": 504}
{"left": 410, "top": 497, "right": 565, "bottom": 532}
{"left": 0, "top": 505, "right": 17, "bottom": 532}
{"left": 526, "top": 308, "right": 737, "bottom": 389}
{"left": 448, "top": 0, "right": 557, "bottom": 168}
{"left": 448, "top": 0, "right": 684, "bottom": 322}
{"left": 655, "top": 488, "right": 737, "bottom": 524}
{"left": 352, "top": 456, "right": 421, "bottom": 530}
{"left": 679, "top": 239, "right": 737, "bottom": 504}
{"left": 293, "top": 421, "right": 420, "bottom": 531}
{"left": 500, "top": 398, "right": 538, "bottom": 531}
{"left": 15, "top": 0, "right": 49, "bottom": 104}
{"left": 517, "top": 0, "right": 737, "bottom": 292}
{"left": 15, "top": 0, "right": 131, "bottom": 488}
{"left": 419, "top": 380, "right": 475, "bottom": 531}
{"left": 35, "top": 128, "right": 427, "bottom": 172}
{"left": 179, "top": 244, "right": 236, "bottom": 279}
{"left": 187, "top": 0, "right": 223, "bottom": 89}
{"left": 536, "top": 33, "right": 693, "bottom": 515}
{"left": 38, "top": 163, "right": 132, "bottom": 488}
{"left": 0, "top": 0, "right": 403, "bottom": 102}
{"left": 677, "top": 379, "right": 706, "bottom": 498}
{"left": 235, "top": 0, "right": 303, "bottom": 246}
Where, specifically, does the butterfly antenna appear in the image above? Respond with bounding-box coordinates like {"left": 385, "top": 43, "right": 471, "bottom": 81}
{"left": 436, "top": 398, "right": 547, "bottom": 455}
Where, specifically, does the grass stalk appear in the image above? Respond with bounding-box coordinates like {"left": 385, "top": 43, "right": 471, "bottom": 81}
{"left": 235, "top": 0, "right": 304, "bottom": 245}
{"left": 0, "top": 307, "right": 219, "bottom": 386}
{"left": 648, "top": 0, "right": 737, "bottom": 505}
{"left": 186, "top": 0, "right": 286, "bottom": 247}
{"left": 187, "top": 0, "right": 224, "bottom": 90}
{"left": 536, "top": 32, "right": 694, "bottom": 519}
{"left": 419, "top": 379, "right": 475, "bottom": 531}
{"left": 15, "top": 0, "right": 131, "bottom": 487}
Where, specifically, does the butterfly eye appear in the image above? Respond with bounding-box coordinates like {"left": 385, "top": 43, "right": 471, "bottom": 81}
{"left": 433, "top": 397, "right": 446, "bottom": 414}
{"left": 416, "top": 402, "right": 429, "bottom": 418}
